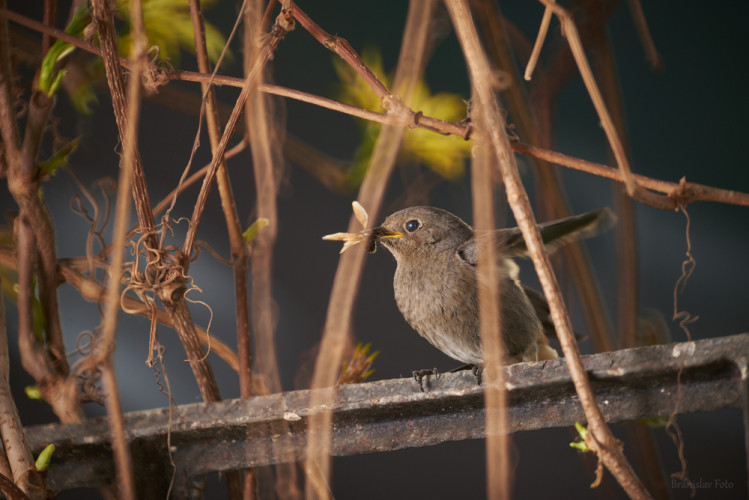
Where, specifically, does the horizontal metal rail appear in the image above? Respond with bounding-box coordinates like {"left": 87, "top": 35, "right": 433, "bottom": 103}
{"left": 25, "top": 333, "right": 749, "bottom": 495}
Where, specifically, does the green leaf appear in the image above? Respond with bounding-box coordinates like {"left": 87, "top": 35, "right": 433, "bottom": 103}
{"left": 31, "top": 287, "right": 46, "bottom": 343}
{"left": 39, "top": 137, "right": 81, "bottom": 177}
{"left": 243, "top": 218, "right": 270, "bottom": 243}
{"left": 39, "top": 2, "right": 91, "bottom": 96}
{"left": 35, "top": 444, "right": 55, "bottom": 472}
{"left": 1, "top": 268, "right": 45, "bottom": 342}
{"left": 333, "top": 48, "right": 470, "bottom": 187}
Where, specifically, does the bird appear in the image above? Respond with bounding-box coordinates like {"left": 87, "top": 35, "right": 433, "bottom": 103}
{"left": 370, "top": 206, "right": 615, "bottom": 387}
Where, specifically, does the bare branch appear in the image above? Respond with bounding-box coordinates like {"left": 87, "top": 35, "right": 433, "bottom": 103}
{"left": 470, "top": 110, "right": 510, "bottom": 499}
{"left": 90, "top": 0, "right": 157, "bottom": 249}
{"left": 626, "top": 0, "right": 662, "bottom": 70}
{"left": 447, "top": 1, "right": 650, "bottom": 497}
{"left": 305, "top": 0, "right": 436, "bottom": 495}
{"left": 0, "top": 276, "right": 47, "bottom": 499}
{"left": 189, "top": 0, "right": 252, "bottom": 496}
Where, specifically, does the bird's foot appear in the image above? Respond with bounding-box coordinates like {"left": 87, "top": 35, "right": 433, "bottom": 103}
{"left": 472, "top": 365, "right": 483, "bottom": 385}
{"left": 449, "top": 364, "right": 483, "bottom": 385}
{"left": 413, "top": 368, "right": 439, "bottom": 392}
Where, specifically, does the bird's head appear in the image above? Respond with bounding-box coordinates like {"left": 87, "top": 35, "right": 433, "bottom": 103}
{"left": 372, "top": 206, "right": 473, "bottom": 261}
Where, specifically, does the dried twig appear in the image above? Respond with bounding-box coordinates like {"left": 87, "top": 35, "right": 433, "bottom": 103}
{"left": 472, "top": 0, "right": 615, "bottom": 354}
{"left": 90, "top": 1, "right": 157, "bottom": 249}
{"left": 626, "top": 0, "right": 662, "bottom": 70}
{"left": 1, "top": 0, "right": 81, "bottom": 425}
{"left": 533, "top": 1, "right": 669, "bottom": 211}
{"left": 470, "top": 108, "right": 510, "bottom": 499}
{"left": 180, "top": 0, "right": 288, "bottom": 267}
{"left": 90, "top": 0, "right": 146, "bottom": 496}
{"left": 447, "top": 1, "right": 650, "bottom": 498}
{"left": 305, "top": 1, "right": 436, "bottom": 496}
{"left": 0, "top": 278, "right": 46, "bottom": 499}
{"left": 510, "top": 142, "right": 749, "bottom": 207}
{"left": 1, "top": 7, "right": 746, "bottom": 210}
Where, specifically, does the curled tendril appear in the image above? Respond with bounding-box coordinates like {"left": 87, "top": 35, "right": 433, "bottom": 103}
{"left": 71, "top": 329, "right": 105, "bottom": 404}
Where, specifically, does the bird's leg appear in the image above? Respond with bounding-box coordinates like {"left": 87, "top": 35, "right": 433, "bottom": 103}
{"left": 412, "top": 367, "right": 439, "bottom": 392}
{"left": 449, "top": 364, "right": 483, "bottom": 385}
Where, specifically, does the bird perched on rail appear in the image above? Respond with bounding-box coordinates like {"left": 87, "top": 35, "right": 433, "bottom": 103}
{"left": 366, "top": 206, "right": 615, "bottom": 386}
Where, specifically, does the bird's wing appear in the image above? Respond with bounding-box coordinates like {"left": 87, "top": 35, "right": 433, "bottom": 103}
{"left": 464, "top": 207, "right": 616, "bottom": 259}
{"left": 522, "top": 285, "right": 587, "bottom": 341}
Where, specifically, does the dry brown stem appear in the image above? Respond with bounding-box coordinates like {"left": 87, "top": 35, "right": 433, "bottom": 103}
{"left": 587, "top": 22, "right": 639, "bottom": 352}
{"left": 535, "top": 1, "right": 668, "bottom": 211}
{"left": 180, "top": 0, "right": 288, "bottom": 267}
{"left": 0, "top": 473, "right": 31, "bottom": 500}
{"left": 91, "top": 7, "right": 228, "bottom": 479}
{"left": 57, "top": 261, "right": 240, "bottom": 370}
{"left": 90, "top": 0, "right": 157, "bottom": 250}
{"left": 290, "top": 3, "right": 389, "bottom": 101}
{"left": 305, "top": 0, "right": 436, "bottom": 496}
{"left": 470, "top": 111, "right": 511, "bottom": 499}
{"left": 589, "top": 19, "right": 669, "bottom": 494}
{"left": 245, "top": 1, "right": 282, "bottom": 397}
{"left": 89, "top": 0, "right": 147, "bottom": 496}
{"left": 0, "top": 279, "right": 46, "bottom": 499}
{"left": 472, "top": 0, "right": 614, "bottom": 354}
{"left": 510, "top": 142, "right": 749, "bottom": 207}
{"left": 626, "top": 0, "right": 662, "bottom": 70}
{"left": 0, "top": 0, "right": 81, "bottom": 424}
{"left": 242, "top": 5, "right": 305, "bottom": 496}
{"left": 188, "top": 0, "right": 252, "bottom": 396}
{"left": 1, "top": 7, "right": 745, "bottom": 210}
{"left": 447, "top": 1, "right": 650, "bottom": 498}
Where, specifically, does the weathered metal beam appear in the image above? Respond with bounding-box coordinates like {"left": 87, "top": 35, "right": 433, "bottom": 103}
{"left": 25, "top": 333, "right": 749, "bottom": 493}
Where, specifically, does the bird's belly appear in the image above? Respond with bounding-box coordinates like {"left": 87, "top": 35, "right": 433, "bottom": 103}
{"left": 393, "top": 266, "right": 543, "bottom": 365}
{"left": 393, "top": 269, "right": 483, "bottom": 365}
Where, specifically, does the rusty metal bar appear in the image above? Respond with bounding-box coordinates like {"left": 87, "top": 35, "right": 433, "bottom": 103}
{"left": 25, "top": 333, "right": 749, "bottom": 494}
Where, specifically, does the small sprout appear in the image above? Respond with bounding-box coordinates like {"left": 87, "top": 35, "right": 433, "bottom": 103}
{"left": 35, "top": 444, "right": 55, "bottom": 472}
{"left": 243, "top": 218, "right": 270, "bottom": 243}
{"left": 39, "top": 137, "right": 81, "bottom": 177}
{"left": 323, "top": 201, "right": 400, "bottom": 254}
{"left": 338, "top": 342, "right": 380, "bottom": 385}
{"left": 39, "top": 2, "right": 91, "bottom": 96}
{"left": 570, "top": 421, "right": 591, "bottom": 452}
{"left": 25, "top": 386, "right": 43, "bottom": 400}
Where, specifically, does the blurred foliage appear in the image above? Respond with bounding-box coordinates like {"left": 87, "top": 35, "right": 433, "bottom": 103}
{"left": 1, "top": 265, "right": 47, "bottom": 342}
{"left": 334, "top": 48, "right": 471, "bottom": 188}
{"left": 116, "top": 0, "right": 230, "bottom": 67}
{"left": 39, "top": 0, "right": 228, "bottom": 113}
{"left": 25, "top": 386, "right": 43, "bottom": 400}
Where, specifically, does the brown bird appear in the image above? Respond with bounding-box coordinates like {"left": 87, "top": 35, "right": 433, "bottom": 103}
{"left": 370, "top": 206, "right": 615, "bottom": 384}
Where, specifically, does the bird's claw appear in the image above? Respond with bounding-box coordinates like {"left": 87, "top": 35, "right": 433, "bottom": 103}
{"left": 413, "top": 367, "right": 439, "bottom": 392}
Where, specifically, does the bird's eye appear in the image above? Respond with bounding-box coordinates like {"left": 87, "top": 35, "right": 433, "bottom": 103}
{"left": 405, "top": 219, "right": 421, "bottom": 233}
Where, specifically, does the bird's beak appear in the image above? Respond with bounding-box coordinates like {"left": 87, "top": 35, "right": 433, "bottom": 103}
{"left": 363, "top": 227, "right": 402, "bottom": 253}
{"left": 367, "top": 227, "right": 402, "bottom": 240}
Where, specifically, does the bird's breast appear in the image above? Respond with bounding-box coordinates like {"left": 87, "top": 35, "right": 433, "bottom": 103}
{"left": 392, "top": 260, "right": 482, "bottom": 364}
